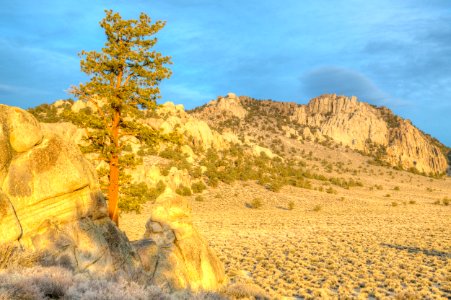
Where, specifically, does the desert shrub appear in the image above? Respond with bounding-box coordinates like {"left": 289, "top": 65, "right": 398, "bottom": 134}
{"left": 288, "top": 201, "right": 295, "bottom": 210}
{"left": 191, "top": 181, "right": 207, "bottom": 194}
{"left": 172, "top": 290, "right": 226, "bottom": 300}
{"left": 222, "top": 283, "right": 270, "bottom": 299}
{"left": 384, "top": 194, "right": 391, "bottom": 198}
{"left": 394, "top": 290, "right": 421, "bottom": 300}
{"left": 326, "top": 187, "right": 337, "bottom": 194}
{"left": 266, "top": 180, "right": 284, "bottom": 192}
{"left": 137, "top": 145, "right": 157, "bottom": 157}
{"left": 0, "top": 266, "right": 170, "bottom": 300}
{"left": 0, "top": 266, "right": 73, "bottom": 300}
{"left": 189, "top": 166, "right": 203, "bottom": 179}
{"left": 328, "top": 177, "right": 363, "bottom": 189}
{"left": 248, "top": 198, "right": 263, "bottom": 209}
{"left": 159, "top": 147, "right": 185, "bottom": 160}
{"left": 66, "top": 276, "right": 167, "bottom": 300}
{"left": 434, "top": 199, "right": 441, "bottom": 205}
{"left": 176, "top": 185, "right": 192, "bottom": 196}
{"left": 391, "top": 202, "right": 398, "bottom": 207}
{"left": 443, "top": 197, "right": 450, "bottom": 206}
{"left": 313, "top": 205, "right": 322, "bottom": 212}
{"left": 0, "top": 245, "right": 45, "bottom": 270}
{"left": 393, "top": 186, "right": 400, "bottom": 191}
{"left": 195, "top": 195, "right": 204, "bottom": 202}
{"left": 409, "top": 200, "right": 416, "bottom": 204}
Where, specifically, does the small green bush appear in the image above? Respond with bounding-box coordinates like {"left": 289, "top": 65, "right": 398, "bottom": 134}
{"left": 326, "top": 187, "right": 337, "bottom": 194}
{"left": 191, "top": 181, "right": 207, "bottom": 194}
{"left": 313, "top": 205, "right": 321, "bottom": 212}
{"left": 175, "top": 185, "right": 192, "bottom": 196}
{"left": 288, "top": 201, "right": 295, "bottom": 210}
{"left": 249, "top": 198, "right": 263, "bottom": 209}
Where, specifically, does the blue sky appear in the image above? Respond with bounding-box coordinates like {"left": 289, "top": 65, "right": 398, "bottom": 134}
{"left": 0, "top": 0, "right": 450, "bottom": 145}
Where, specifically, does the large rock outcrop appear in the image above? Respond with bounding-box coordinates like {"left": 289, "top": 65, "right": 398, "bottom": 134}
{"left": 150, "top": 101, "right": 231, "bottom": 151}
{"left": 292, "top": 95, "right": 389, "bottom": 150}
{"left": 0, "top": 104, "right": 226, "bottom": 292}
{"left": 292, "top": 95, "right": 447, "bottom": 174}
{"left": 202, "top": 93, "right": 247, "bottom": 119}
{"left": 0, "top": 104, "right": 141, "bottom": 276}
{"left": 134, "top": 189, "right": 226, "bottom": 291}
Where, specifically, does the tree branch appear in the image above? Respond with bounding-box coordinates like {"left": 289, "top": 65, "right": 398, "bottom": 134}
{"left": 88, "top": 98, "right": 111, "bottom": 131}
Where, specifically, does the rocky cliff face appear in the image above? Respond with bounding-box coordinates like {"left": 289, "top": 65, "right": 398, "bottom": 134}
{"left": 294, "top": 95, "right": 447, "bottom": 175}
{"left": 192, "top": 93, "right": 448, "bottom": 175}
{"left": 0, "top": 104, "right": 226, "bottom": 292}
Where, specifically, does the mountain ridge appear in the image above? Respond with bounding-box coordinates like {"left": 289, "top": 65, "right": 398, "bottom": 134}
{"left": 190, "top": 93, "right": 449, "bottom": 176}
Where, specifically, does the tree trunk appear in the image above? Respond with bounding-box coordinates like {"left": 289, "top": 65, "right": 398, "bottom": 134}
{"left": 108, "top": 110, "right": 121, "bottom": 226}
{"left": 108, "top": 154, "right": 119, "bottom": 226}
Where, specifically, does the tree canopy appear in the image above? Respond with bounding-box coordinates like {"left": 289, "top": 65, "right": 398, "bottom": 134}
{"left": 71, "top": 10, "right": 172, "bottom": 225}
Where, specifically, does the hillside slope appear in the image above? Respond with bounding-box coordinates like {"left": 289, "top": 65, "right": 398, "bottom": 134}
{"left": 191, "top": 93, "right": 449, "bottom": 176}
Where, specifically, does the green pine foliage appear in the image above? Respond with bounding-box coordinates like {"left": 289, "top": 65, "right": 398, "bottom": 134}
{"left": 119, "top": 181, "right": 165, "bottom": 213}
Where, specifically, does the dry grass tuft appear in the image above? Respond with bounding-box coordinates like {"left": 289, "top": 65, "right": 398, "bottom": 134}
{"left": 222, "top": 282, "right": 270, "bottom": 299}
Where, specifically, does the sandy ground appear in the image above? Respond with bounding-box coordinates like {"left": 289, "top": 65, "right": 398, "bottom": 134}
{"left": 122, "top": 149, "right": 451, "bottom": 299}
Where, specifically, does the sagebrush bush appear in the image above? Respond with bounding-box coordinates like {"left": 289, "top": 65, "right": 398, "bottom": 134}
{"left": 176, "top": 185, "right": 192, "bottom": 196}
{"left": 0, "top": 266, "right": 226, "bottom": 300}
{"left": 0, "top": 266, "right": 169, "bottom": 300}
{"left": 222, "top": 282, "right": 269, "bottom": 299}
{"left": 191, "top": 181, "right": 207, "bottom": 194}
{"left": 248, "top": 198, "right": 263, "bottom": 209}
{"left": 0, "top": 245, "right": 44, "bottom": 270}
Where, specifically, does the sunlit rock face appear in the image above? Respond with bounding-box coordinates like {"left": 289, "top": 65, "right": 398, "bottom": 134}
{"left": 0, "top": 104, "right": 226, "bottom": 292}
{"left": 134, "top": 189, "right": 226, "bottom": 292}
{"left": 0, "top": 104, "right": 141, "bottom": 276}
{"left": 292, "top": 95, "right": 448, "bottom": 175}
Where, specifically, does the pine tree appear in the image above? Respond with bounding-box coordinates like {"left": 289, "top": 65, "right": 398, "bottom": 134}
{"left": 71, "top": 10, "right": 172, "bottom": 225}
